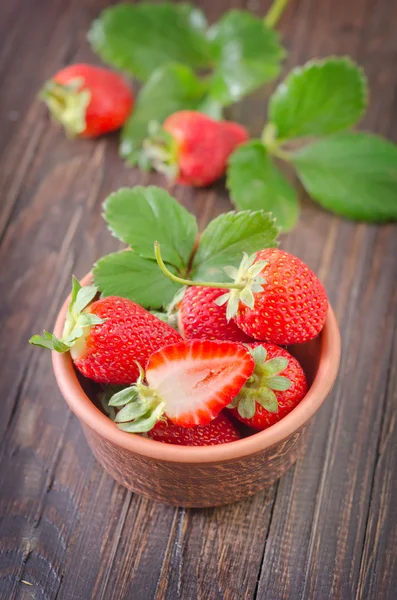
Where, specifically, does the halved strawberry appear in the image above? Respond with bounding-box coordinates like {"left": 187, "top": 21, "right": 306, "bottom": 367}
{"left": 109, "top": 339, "right": 255, "bottom": 431}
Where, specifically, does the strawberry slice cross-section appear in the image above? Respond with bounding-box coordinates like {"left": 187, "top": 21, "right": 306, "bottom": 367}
{"left": 109, "top": 340, "right": 255, "bottom": 432}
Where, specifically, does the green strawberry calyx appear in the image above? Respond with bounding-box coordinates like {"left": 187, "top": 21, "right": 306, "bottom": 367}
{"left": 108, "top": 365, "right": 166, "bottom": 433}
{"left": 228, "top": 346, "right": 291, "bottom": 419}
{"left": 29, "top": 276, "right": 105, "bottom": 354}
{"left": 40, "top": 77, "right": 91, "bottom": 138}
{"left": 141, "top": 120, "right": 179, "bottom": 180}
{"left": 154, "top": 241, "right": 267, "bottom": 321}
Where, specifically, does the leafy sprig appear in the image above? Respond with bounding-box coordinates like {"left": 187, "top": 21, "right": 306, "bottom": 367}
{"left": 227, "top": 57, "right": 397, "bottom": 228}
{"left": 89, "top": 2, "right": 286, "bottom": 163}
{"left": 93, "top": 187, "right": 279, "bottom": 309}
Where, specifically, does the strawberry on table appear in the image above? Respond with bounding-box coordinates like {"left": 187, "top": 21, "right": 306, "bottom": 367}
{"left": 30, "top": 277, "right": 182, "bottom": 385}
{"left": 40, "top": 63, "right": 134, "bottom": 138}
{"left": 228, "top": 343, "right": 308, "bottom": 431}
{"left": 178, "top": 286, "right": 253, "bottom": 343}
{"left": 109, "top": 339, "right": 255, "bottom": 432}
{"left": 143, "top": 110, "right": 248, "bottom": 187}
{"left": 147, "top": 413, "right": 241, "bottom": 446}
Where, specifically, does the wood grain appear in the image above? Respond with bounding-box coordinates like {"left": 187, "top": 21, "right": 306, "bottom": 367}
{"left": 0, "top": 0, "right": 396, "bottom": 599}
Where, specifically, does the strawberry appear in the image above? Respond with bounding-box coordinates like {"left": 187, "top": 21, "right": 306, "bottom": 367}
{"left": 228, "top": 249, "right": 329, "bottom": 344}
{"left": 30, "top": 277, "right": 181, "bottom": 384}
{"left": 178, "top": 286, "right": 253, "bottom": 343}
{"left": 109, "top": 339, "right": 255, "bottom": 431}
{"left": 147, "top": 413, "right": 241, "bottom": 446}
{"left": 155, "top": 244, "right": 329, "bottom": 345}
{"left": 143, "top": 111, "right": 248, "bottom": 187}
{"left": 40, "top": 64, "right": 134, "bottom": 138}
{"left": 228, "top": 343, "right": 308, "bottom": 430}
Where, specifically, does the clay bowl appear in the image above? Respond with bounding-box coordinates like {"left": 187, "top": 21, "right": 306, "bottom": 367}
{"left": 52, "top": 273, "right": 341, "bottom": 507}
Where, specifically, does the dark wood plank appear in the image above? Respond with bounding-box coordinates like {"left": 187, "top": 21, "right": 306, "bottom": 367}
{"left": 0, "top": 0, "right": 396, "bottom": 599}
{"left": 356, "top": 322, "right": 397, "bottom": 600}
{"left": 254, "top": 0, "right": 397, "bottom": 597}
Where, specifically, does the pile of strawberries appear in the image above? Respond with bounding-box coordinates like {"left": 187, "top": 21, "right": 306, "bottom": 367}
{"left": 31, "top": 246, "right": 328, "bottom": 446}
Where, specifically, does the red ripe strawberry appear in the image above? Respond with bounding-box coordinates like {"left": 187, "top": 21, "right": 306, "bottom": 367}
{"left": 30, "top": 277, "right": 181, "bottom": 384}
{"left": 234, "top": 249, "right": 328, "bottom": 344}
{"left": 178, "top": 286, "right": 253, "bottom": 343}
{"left": 147, "top": 413, "right": 241, "bottom": 446}
{"left": 109, "top": 339, "right": 254, "bottom": 432}
{"left": 228, "top": 343, "right": 308, "bottom": 431}
{"left": 154, "top": 242, "right": 328, "bottom": 346}
{"left": 212, "top": 248, "right": 328, "bottom": 345}
{"left": 143, "top": 111, "right": 248, "bottom": 187}
{"left": 40, "top": 64, "right": 134, "bottom": 138}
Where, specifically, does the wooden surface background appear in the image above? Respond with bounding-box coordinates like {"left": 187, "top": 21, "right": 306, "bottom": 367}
{"left": 1, "top": 0, "right": 396, "bottom": 598}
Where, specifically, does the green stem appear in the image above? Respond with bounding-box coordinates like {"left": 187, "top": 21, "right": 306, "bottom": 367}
{"left": 262, "top": 123, "right": 291, "bottom": 162}
{"left": 270, "top": 145, "right": 291, "bottom": 162}
{"left": 154, "top": 242, "right": 243, "bottom": 291}
{"left": 264, "top": 0, "right": 289, "bottom": 28}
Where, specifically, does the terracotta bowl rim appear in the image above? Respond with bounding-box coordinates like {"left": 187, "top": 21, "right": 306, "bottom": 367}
{"left": 52, "top": 272, "right": 341, "bottom": 464}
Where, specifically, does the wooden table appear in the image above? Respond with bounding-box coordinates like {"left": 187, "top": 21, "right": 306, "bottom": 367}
{"left": 1, "top": 1, "right": 396, "bottom": 598}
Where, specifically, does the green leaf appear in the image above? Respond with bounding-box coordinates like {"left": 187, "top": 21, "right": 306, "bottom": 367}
{"left": 117, "top": 404, "right": 165, "bottom": 433}
{"left": 257, "top": 388, "right": 279, "bottom": 413}
{"left": 208, "top": 10, "right": 285, "bottom": 106}
{"left": 263, "top": 357, "right": 289, "bottom": 377}
{"left": 237, "top": 396, "right": 256, "bottom": 419}
{"left": 115, "top": 401, "right": 149, "bottom": 423}
{"left": 104, "top": 186, "right": 198, "bottom": 270}
{"left": 29, "top": 332, "right": 71, "bottom": 353}
{"left": 73, "top": 285, "right": 98, "bottom": 315}
{"left": 93, "top": 251, "right": 182, "bottom": 310}
{"left": 88, "top": 3, "right": 211, "bottom": 81}
{"left": 227, "top": 140, "right": 299, "bottom": 232}
{"left": 120, "top": 64, "right": 207, "bottom": 164}
{"left": 109, "top": 386, "right": 138, "bottom": 407}
{"left": 266, "top": 376, "right": 291, "bottom": 391}
{"left": 191, "top": 210, "right": 278, "bottom": 282}
{"left": 268, "top": 57, "right": 367, "bottom": 140}
{"left": 291, "top": 132, "right": 397, "bottom": 221}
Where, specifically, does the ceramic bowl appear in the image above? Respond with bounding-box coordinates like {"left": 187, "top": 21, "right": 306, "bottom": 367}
{"left": 52, "top": 273, "right": 341, "bottom": 507}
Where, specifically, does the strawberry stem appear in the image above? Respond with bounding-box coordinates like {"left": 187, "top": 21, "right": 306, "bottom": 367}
{"left": 262, "top": 123, "right": 291, "bottom": 162}
{"left": 264, "top": 0, "right": 289, "bottom": 28}
{"left": 154, "top": 242, "right": 244, "bottom": 291}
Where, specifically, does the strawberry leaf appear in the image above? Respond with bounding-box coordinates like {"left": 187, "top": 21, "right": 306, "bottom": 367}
{"left": 262, "top": 357, "right": 289, "bottom": 377}
{"left": 237, "top": 396, "right": 256, "bottom": 420}
{"left": 120, "top": 64, "right": 208, "bottom": 164}
{"left": 208, "top": 10, "right": 285, "bottom": 106}
{"left": 227, "top": 140, "right": 299, "bottom": 232}
{"left": 291, "top": 132, "right": 397, "bottom": 221}
{"left": 104, "top": 186, "right": 198, "bottom": 271}
{"left": 93, "top": 251, "right": 182, "bottom": 310}
{"left": 88, "top": 3, "right": 211, "bottom": 81}
{"left": 268, "top": 57, "right": 367, "bottom": 140}
{"left": 257, "top": 389, "right": 278, "bottom": 413}
{"left": 115, "top": 401, "right": 148, "bottom": 423}
{"left": 191, "top": 210, "right": 278, "bottom": 282}
{"left": 266, "top": 376, "right": 291, "bottom": 391}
